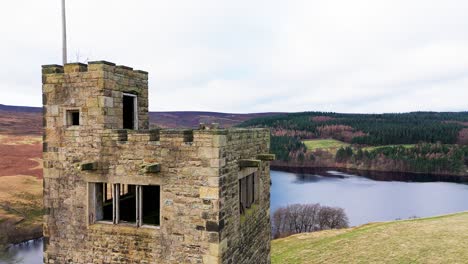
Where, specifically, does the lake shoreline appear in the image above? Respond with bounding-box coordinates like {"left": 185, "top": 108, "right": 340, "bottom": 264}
{"left": 270, "top": 170, "right": 468, "bottom": 226}
{"left": 271, "top": 165, "right": 468, "bottom": 183}
{"left": 0, "top": 238, "right": 43, "bottom": 263}
{"left": 1, "top": 220, "right": 42, "bottom": 251}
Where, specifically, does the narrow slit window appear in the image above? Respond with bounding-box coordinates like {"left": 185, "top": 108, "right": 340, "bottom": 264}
{"left": 239, "top": 173, "right": 257, "bottom": 215}
{"left": 123, "top": 93, "right": 138, "bottom": 129}
{"left": 239, "top": 177, "right": 246, "bottom": 215}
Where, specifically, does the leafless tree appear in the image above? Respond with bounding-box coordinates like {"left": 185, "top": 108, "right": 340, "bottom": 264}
{"left": 272, "top": 203, "right": 349, "bottom": 238}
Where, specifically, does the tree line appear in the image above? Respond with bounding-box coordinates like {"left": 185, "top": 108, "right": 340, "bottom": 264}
{"left": 239, "top": 112, "right": 468, "bottom": 145}
{"left": 271, "top": 136, "right": 306, "bottom": 161}
{"left": 336, "top": 143, "right": 468, "bottom": 174}
{"left": 272, "top": 203, "right": 349, "bottom": 239}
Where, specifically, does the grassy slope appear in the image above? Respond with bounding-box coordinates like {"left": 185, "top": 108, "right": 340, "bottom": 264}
{"left": 0, "top": 175, "right": 43, "bottom": 245}
{"left": 0, "top": 134, "right": 43, "bottom": 246}
{"left": 272, "top": 212, "right": 468, "bottom": 264}
{"left": 303, "top": 139, "right": 349, "bottom": 155}
{"left": 302, "top": 138, "right": 415, "bottom": 152}
{"left": 363, "top": 144, "right": 415, "bottom": 151}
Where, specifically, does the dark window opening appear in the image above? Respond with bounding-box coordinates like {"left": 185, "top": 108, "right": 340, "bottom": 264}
{"left": 119, "top": 185, "right": 137, "bottom": 224}
{"left": 183, "top": 130, "right": 194, "bottom": 143}
{"left": 71, "top": 112, "right": 79, "bottom": 125}
{"left": 95, "top": 183, "right": 113, "bottom": 222}
{"left": 239, "top": 173, "right": 257, "bottom": 215}
{"left": 91, "top": 183, "right": 160, "bottom": 227}
{"left": 142, "top": 186, "right": 160, "bottom": 226}
{"left": 123, "top": 94, "right": 136, "bottom": 129}
{"left": 66, "top": 110, "right": 80, "bottom": 126}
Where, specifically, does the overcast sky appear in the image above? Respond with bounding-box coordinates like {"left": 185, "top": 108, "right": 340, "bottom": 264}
{"left": 1, "top": 1, "right": 467, "bottom": 113}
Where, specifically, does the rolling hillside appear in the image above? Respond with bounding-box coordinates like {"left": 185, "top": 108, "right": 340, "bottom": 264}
{"left": 239, "top": 111, "right": 468, "bottom": 145}
{"left": 272, "top": 212, "right": 468, "bottom": 264}
{"left": 148, "top": 111, "right": 282, "bottom": 128}
{"left": 0, "top": 104, "right": 281, "bottom": 131}
{"left": 239, "top": 112, "right": 468, "bottom": 176}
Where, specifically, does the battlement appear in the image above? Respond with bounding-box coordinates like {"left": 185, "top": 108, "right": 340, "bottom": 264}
{"left": 42, "top": 61, "right": 148, "bottom": 78}
{"left": 98, "top": 127, "right": 269, "bottom": 148}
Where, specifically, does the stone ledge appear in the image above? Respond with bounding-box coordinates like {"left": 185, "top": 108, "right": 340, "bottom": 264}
{"left": 116, "top": 65, "right": 133, "bottom": 70}
{"left": 135, "top": 70, "right": 149, "bottom": 75}
{"left": 88, "top": 60, "right": 116, "bottom": 66}
{"left": 256, "top": 154, "right": 276, "bottom": 161}
{"left": 88, "top": 223, "right": 160, "bottom": 236}
{"left": 239, "top": 159, "right": 261, "bottom": 168}
{"left": 142, "top": 163, "right": 161, "bottom": 173}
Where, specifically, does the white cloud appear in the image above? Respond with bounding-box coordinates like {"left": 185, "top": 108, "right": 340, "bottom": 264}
{"left": 0, "top": 0, "right": 467, "bottom": 113}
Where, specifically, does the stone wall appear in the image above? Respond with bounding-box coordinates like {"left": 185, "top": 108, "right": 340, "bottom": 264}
{"left": 219, "top": 130, "right": 271, "bottom": 264}
{"left": 42, "top": 62, "right": 271, "bottom": 263}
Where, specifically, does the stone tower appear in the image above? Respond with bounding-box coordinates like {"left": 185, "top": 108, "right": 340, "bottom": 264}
{"left": 42, "top": 61, "right": 273, "bottom": 263}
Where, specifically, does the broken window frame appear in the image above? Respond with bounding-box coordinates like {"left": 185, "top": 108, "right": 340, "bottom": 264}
{"left": 122, "top": 93, "right": 138, "bottom": 130}
{"left": 90, "top": 183, "right": 160, "bottom": 228}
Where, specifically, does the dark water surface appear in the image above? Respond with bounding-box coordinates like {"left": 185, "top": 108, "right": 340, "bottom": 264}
{"left": 271, "top": 170, "right": 468, "bottom": 226}
{"left": 4, "top": 170, "right": 468, "bottom": 262}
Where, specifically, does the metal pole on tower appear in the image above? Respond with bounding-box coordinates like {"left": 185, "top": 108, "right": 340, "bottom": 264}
{"left": 62, "top": 0, "right": 68, "bottom": 64}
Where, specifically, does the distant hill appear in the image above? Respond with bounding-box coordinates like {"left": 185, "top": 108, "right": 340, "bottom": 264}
{"left": 0, "top": 104, "right": 42, "bottom": 113}
{"left": 149, "top": 111, "right": 283, "bottom": 128}
{"left": 272, "top": 212, "right": 468, "bottom": 264}
{"left": 0, "top": 107, "right": 42, "bottom": 135}
{"left": 0, "top": 104, "right": 283, "bottom": 134}
{"left": 238, "top": 112, "right": 468, "bottom": 176}
{"left": 238, "top": 111, "right": 468, "bottom": 145}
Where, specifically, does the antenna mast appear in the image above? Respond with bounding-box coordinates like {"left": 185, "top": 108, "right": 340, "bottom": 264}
{"left": 62, "top": 0, "right": 68, "bottom": 64}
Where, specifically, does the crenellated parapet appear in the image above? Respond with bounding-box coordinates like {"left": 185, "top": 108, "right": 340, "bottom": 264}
{"left": 42, "top": 61, "right": 148, "bottom": 77}
{"left": 83, "top": 127, "right": 270, "bottom": 177}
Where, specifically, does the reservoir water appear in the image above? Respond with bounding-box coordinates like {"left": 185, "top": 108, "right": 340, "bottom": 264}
{"left": 0, "top": 238, "right": 43, "bottom": 264}
{"left": 3, "top": 170, "right": 468, "bottom": 263}
{"left": 271, "top": 170, "right": 468, "bottom": 226}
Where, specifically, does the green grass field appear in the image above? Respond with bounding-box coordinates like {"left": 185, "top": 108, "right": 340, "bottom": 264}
{"left": 272, "top": 212, "right": 468, "bottom": 264}
{"left": 303, "top": 139, "right": 416, "bottom": 154}
{"left": 303, "top": 139, "right": 349, "bottom": 151}
{"left": 363, "top": 144, "right": 415, "bottom": 152}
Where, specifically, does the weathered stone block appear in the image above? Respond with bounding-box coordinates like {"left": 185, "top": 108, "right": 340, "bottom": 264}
{"left": 42, "top": 65, "right": 64, "bottom": 74}
{"left": 143, "top": 163, "right": 161, "bottom": 173}
{"left": 64, "top": 63, "right": 88, "bottom": 73}
{"left": 200, "top": 187, "right": 219, "bottom": 199}
{"left": 239, "top": 159, "right": 261, "bottom": 168}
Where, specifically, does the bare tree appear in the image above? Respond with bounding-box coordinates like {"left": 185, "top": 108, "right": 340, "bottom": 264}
{"left": 272, "top": 203, "right": 349, "bottom": 238}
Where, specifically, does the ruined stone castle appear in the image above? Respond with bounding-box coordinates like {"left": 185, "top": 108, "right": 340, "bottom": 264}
{"left": 42, "top": 61, "right": 273, "bottom": 263}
